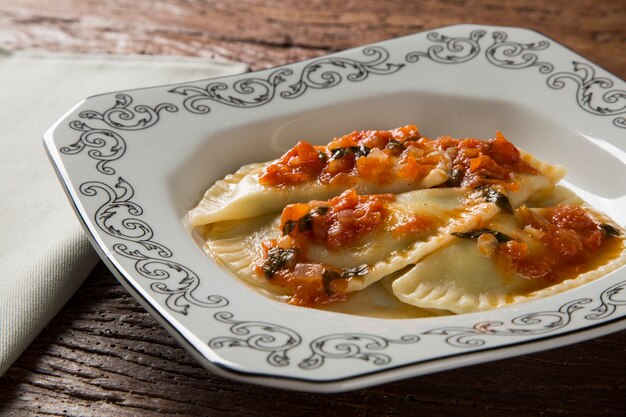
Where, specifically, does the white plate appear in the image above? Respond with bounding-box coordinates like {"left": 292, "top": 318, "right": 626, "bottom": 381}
{"left": 44, "top": 24, "right": 626, "bottom": 392}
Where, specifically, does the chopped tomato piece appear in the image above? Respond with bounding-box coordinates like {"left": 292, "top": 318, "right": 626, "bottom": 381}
{"left": 356, "top": 148, "right": 392, "bottom": 183}
{"left": 496, "top": 205, "right": 619, "bottom": 281}
{"left": 259, "top": 141, "right": 325, "bottom": 186}
{"left": 490, "top": 131, "right": 521, "bottom": 165}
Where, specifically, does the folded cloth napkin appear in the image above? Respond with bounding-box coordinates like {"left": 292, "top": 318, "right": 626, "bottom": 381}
{"left": 0, "top": 50, "right": 248, "bottom": 376}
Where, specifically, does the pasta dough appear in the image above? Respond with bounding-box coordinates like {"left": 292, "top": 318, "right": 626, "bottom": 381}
{"left": 188, "top": 125, "right": 452, "bottom": 226}
{"left": 190, "top": 126, "right": 623, "bottom": 315}
{"left": 389, "top": 197, "right": 625, "bottom": 313}
{"left": 203, "top": 188, "right": 500, "bottom": 300}
{"left": 188, "top": 160, "right": 449, "bottom": 226}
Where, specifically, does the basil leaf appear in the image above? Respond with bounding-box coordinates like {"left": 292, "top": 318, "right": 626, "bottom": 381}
{"left": 322, "top": 269, "right": 341, "bottom": 295}
{"left": 298, "top": 214, "right": 312, "bottom": 232}
{"left": 481, "top": 187, "right": 513, "bottom": 213}
{"left": 286, "top": 207, "right": 329, "bottom": 236}
{"left": 330, "top": 147, "right": 348, "bottom": 160}
{"left": 452, "top": 229, "right": 490, "bottom": 240}
{"left": 448, "top": 167, "right": 463, "bottom": 187}
{"left": 282, "top": 220, "right": 296, "bottom": 235}
{"left": 322, "top": 264, "right": 369, "bottom": 295}
{"left": 262, "top": 248, "right": 296, "bottom": 278}
{"left": 341, "top": 264, "right": 369, "bottom": 278}
{"left": 452, "top": 228, "right": 512, "bottom": 243}
{"left": 349, "top": 145, "right": 371, "bottom": 158}
{"left": 601, "top": 223, "right": 621, "bottom": 237}
{"left": 330, "top": 146, "right": 371, "bottom": 160}
{"left": 492, "top": 231, "right": 513, "bottom": 243}
{"left": 387, "top": 139, "right": 404, "bottom": 151}
{"left": 313, "top": 206, "right": 330, "bottom": 215}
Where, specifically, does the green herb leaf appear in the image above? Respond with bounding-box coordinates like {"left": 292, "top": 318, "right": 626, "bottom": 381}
{"left": 321, "top": 264, "right": 370, "bottom": 295}
{"left": 313, "top": 206, "right": 330, "bottom": 215}
{"left": 262, "top": 248, "right": 296, "bottom": 278}
{"left": 349, "top": 145, "right": 371, "bottom": 158}
{"left": 341, "top": 264, "right": 369, "bottom": 278}
{"left": 387, "top": 139, "right": 403, "bottom": 149}
{"left": 298, "top": 214, "right": 312, "bottom": 232}
{"left": 452, "top": 228, "right": 512, "bottom": 243}
{"left": 286, "top": 208, "right": 329, "bottom": 236}
{"left": 491, "top": 230, "right": 513, "bottom": 243}
{"left": 330, "top": 147, "right": 348, "bottom": 160}
{"left": 322, "top": 269, "right": 341, "bottom": 295}
{"left": 448, "top": 167, "right": 463, "bottom": 187}
{"left": 330, "top": 146, "right": 371, "bottom": 160}
{"left": 452, "top": 229, "right": 490, "bottom": 240}
{"left": 492, "top": 231, "right": 513, "bottom": 243}
{"left": 282, "top": 220, "right": 296, "bottom": 235}
{"left": 600, "top": 223, "right": 621, "bottom": 237}
{"left": 481, "top": 187, "right": 513, "bottom": 213}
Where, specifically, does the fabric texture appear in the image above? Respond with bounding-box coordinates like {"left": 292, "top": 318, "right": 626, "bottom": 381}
{"left": 0, "top": 50, "right": 247, "bottom": 375}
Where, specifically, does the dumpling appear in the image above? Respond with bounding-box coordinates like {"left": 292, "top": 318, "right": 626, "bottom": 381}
{"left": 203, "top": 188, "right": 502, "bottom": 306}
{"left": 188, "top": 128, "right": 564, "bottom": 226}
{"left": 189, "top": 124, "right": 591, "bottom": 317}
{"left": 204, "top": 169, "right": 563, "bottom": 307}
{"left": 389, "top": 191, "right": 625, "bottom": 314}
{"left": 189, "top": 125, "right": 450, "bottom": 225}
{"left": 429, "top": 132, "right": 566, "bottom": 208}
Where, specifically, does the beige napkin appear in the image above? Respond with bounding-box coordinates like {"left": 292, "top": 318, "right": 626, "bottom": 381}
{"left": 0, "top": 50, "right": 248, "bottom": 376}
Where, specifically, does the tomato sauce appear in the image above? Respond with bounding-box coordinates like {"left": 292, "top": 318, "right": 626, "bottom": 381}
{"left": 259, "top": 127, "right": 537, "bottom": 192}
{"left": 259, "top": 125, "right": 448, "bottom": 187}
{"left": 267, "top": 268, "right": 349, "bottom": 307}
{"left": 258, "top": 141, "right": 326, "bottom": 186}
{"left": 250, "top": 126, "right": 623, "bottom": 309}
{"left": 437, "top": 131, "right": 538, "bottom": 189}
{"left": 279, "top": 189, "right": 393, "bottom": 250}
{"left": 498, "top": 205, "right": 622, "bottom": 282}
{"left": 256, "top": 190, "right": 394, "bottom": 307}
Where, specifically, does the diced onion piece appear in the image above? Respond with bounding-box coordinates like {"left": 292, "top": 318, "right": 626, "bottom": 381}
{"left": 293, "top": 263, "right": 324, "bottom": 281}
{"left": 477, "top": 233, "right": 498, "bottom": 257}
{"left": 523, "top": 225, "right": 545, "bottom": 240}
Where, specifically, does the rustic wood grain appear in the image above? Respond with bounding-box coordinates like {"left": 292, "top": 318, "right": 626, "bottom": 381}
{"left": 1, "top": 266, "right": 626, "bottom": 416}
{"left": 1, "top": 0, "right": 625, "bottom": 415}
{"left": 1, "top": 0, "right": 625, "bottom": 72}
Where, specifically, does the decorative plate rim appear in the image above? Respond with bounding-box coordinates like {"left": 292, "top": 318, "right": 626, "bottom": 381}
{"left": 44, "top": 23, "right": 626, "bottom": 392}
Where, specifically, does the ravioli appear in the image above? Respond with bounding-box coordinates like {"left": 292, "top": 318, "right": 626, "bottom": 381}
{"left": 188, "top": 125, "right": 451, "bottom": 226}
{"left": 190, "top": 126, "right": 621, "bottom": 316}
{"left": 203, "top": 188, "right": 501, "bottom": 306}
{"left": 189, "top": 128, "right": 565, "bottom": 226}
{"left": 389, "top": 194, "right": 625, "bottom": 313}
{"left": 188, "top": 159, "right": 449, "bottom": 226}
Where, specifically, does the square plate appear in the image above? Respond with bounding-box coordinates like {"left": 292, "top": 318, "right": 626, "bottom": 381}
{"left": 44, "top": 24, "right": 626, "bottom": 392}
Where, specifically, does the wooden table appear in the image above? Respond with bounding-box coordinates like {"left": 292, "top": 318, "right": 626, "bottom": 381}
{"left": 1, "top": 1, "right": 625, "bottom": 415}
